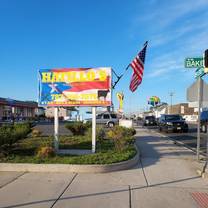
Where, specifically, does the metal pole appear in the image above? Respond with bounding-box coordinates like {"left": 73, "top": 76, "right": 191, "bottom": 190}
{"left": 207, "top": 123, "right": 208, "bottom": 164}
{"left": 92, "top": 107, "right": 96, "bottom": 153}
{"left": 169, "top": 92, "right": 174, "bottom": 114}
{"left": 197, "top": 78, "right": 202, "bottom": 160}
{"left": 54, "top": 107, "right": 59, "bottom": 153}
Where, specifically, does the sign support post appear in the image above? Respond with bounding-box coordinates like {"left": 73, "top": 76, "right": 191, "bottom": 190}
{"left": 54, "top": 107, "right": 59, "bottom": 153}
{"left": 92, "top": 106, "right": 96, "bottom": 153}
{"left": 197, "top": 78, "right": 202, "bottom": 160}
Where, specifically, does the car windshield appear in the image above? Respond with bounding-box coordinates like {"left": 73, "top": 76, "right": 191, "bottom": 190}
{"left": 145, "top": 116, "right": 155, "bottom": 120}
{"left": 96, "top": 114, "right": 102, "bottom": 119}
{"left": 165, "top": 115, "right": 182, "bottom": 121}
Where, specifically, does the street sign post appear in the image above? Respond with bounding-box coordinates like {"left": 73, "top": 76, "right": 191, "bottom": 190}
{"left": 185, "top": 57, "right": 203, "bottom": 68}
{"left": 185, "top": 54, "right": 208, "bottom": 161}
{"left": 195, "top": 68, "right": 205, "bottom": 79}
{"left": 187, "top": 79, "right": 208, "bottom": 160}
{"left": 197, "top": 78, "right": 202, "bottom": 161}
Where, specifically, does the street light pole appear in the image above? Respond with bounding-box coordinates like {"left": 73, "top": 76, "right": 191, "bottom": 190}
{"left": 169, "top": 92, "right": 174, "bottom": 114}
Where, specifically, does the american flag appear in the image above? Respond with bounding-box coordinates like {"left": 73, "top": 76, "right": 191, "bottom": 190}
{"left": 129, "top": 42, "right": 148, "bottom": 92}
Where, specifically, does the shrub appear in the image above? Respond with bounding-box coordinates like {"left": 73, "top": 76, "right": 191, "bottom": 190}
{"left": 65, "top": 122, "right": 89, "bottom": 135}
{"left": 85, "top": 126, "right": 106, "bottom": 139}
{"left": 107, "top": 126, "right": 136, "bottom": 152}
{"left": 107, "top": 126, "right": 127, "bottom": 152}
{"left": 85, "top": 121, "right": 92, "bottom": 128}
{"left": 96, "top": 127, "right": 106, "bottom": 141}
{"left": 36, "top": 146, "right": 55, "bottom": 158}
{"left": 126, "top": 127, "right": 136, "bottom": 136}
{"left": 0, "top": 122, "right": 31, "bottom": 146}
{"left": 31, "top": 129, "right": 42, "bottom": 137}
{"left": 0, "top": 126, "right": 13, "bottom": 146}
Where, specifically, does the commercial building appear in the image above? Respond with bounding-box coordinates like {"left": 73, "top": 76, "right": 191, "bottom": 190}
{"left": 0, "top": 97, "right": 38, "bottom": 121}
{"left": 45, "top": 107, "right": 72, "bottom": 120}
{"left": 167, "top": 103, "right": 195, "bottom": 115}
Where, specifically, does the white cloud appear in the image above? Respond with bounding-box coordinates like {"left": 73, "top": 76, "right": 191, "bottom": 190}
{"left": 130, "top": 0, "right": 208, "bottom": 82}
{"left": 142, "top": 0, "right": 208, "bottom": 27}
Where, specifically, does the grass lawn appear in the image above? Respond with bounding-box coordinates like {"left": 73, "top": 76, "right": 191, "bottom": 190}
{"left": 0, "top": 134, "right": 137, "bottom": 164}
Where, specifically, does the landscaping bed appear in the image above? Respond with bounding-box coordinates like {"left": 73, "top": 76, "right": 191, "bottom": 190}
{"left": 0, "top": 124, "right": 137, "bottom": 165}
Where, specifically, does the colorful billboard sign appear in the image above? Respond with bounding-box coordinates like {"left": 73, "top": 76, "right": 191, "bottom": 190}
{"left": 148, "top": 96, "right": 160, "bottom": 106}
{"left": 38, "top": 68, "right": 112, "bottom": 107}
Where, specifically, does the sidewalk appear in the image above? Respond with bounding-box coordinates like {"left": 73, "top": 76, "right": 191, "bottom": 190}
{"left": 133, "top": 126, "right": 208, "bottom": 208}
{"left": 0, "top": 126, "right": 208, "bottom": 208}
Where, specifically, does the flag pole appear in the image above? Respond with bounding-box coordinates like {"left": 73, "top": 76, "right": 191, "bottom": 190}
{"left": 112, "top": 64, "right": 130, "bottom": 89}
{"left": 112, "top": 41, "right": 148, "bottom": 89}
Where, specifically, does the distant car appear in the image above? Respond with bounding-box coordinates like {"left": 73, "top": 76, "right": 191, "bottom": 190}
{"left": 143, "top": 116, "right": 157, "bottom": 126}
{"left": 84, "top": 112, "right": 119, "bottom": 127}
{"left": 158, "top": 114, "right": 188, "bottom": 133}
{"left": 201, "top": 110, "right": 208, "bottom": 133}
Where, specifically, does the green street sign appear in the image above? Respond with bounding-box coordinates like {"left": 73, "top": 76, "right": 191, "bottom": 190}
{"left": 185, "top": 57, "right": 203, "bottom": 68}
{"left": 195, "top": 68, "right": 205, "bottom": 79}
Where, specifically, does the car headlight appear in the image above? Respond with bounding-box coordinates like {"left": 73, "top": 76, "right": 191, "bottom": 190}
{"left": 167, "top": 122, "right": 173, "bottom": 125}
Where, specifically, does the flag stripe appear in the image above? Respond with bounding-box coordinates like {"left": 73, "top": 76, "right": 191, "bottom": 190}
{"left": 129, "top": 73, "right": 141, "bottom": 92}
{"left": 133, "top": 58, "right": 144, "bottom": 74}
{"left": 129, "top": 43, "right": 147, "bottom": 92}
{"left": 131, "top": 62, "right": 143, "bottom": 78}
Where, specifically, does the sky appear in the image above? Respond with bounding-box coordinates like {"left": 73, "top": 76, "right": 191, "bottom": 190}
{"left": 0, "top": 0, "right": 208, "bottom": 114}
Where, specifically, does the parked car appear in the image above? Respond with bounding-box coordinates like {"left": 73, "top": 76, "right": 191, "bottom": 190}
{"left": 143, "top": 116, "right": 157, "bottom": 126}
{"left": 84, "top": 112, "right": 119, "bottom": 127}
{"left": 158, "top": 114, "right": 188, "bottom": 133}
{"left": 201, "top": 110, "right": 208, "bottom": 133}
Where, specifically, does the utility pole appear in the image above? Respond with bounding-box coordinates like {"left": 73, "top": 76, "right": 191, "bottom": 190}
{"left": 169, "top": 92, "right": 174, "bottom": 114}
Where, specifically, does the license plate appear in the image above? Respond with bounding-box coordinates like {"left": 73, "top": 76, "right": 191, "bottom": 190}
{"left": 177, "top": 127, "right": 181, "bottom": 130}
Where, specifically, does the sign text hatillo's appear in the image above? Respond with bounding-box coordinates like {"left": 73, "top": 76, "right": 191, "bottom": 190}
{"left": 41, "top": 69, "right": 107, "bottom": 83}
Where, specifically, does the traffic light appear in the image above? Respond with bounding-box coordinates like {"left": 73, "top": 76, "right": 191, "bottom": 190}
{"left": 204, "top": 49, "right": 208, "bottom": 68}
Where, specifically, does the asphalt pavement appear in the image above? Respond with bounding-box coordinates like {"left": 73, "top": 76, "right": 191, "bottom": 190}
{"left": 0, "top": 126, "right": 208, "bottom": 207}
{"left": 33, "top": 121, "right": 73, "bottom": 136}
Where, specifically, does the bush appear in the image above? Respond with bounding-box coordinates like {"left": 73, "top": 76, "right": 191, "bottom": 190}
{"left": 107, "top": 126, "right": 127, "bottom": 152}
{"left": 0, "top": 123, "right": 31, "bottom": 146}
{"left": 85, "top": 121, "right": 92, "bottom": 128}
{"left": 85, "top": 126, "right": 106, "bottom": 139}
{"left": 107, "top": 126, "right": 136, "bottom": 152}
{"left": 36, "top": 146, "right": 55, "bottom": 158}
{"left": 65, "top": 121, "right": 89, "bottom": 135}
{"left": 126, "top": 127, "right": 136, "bottom": 136}
{"left": 31, "top": 129, "right": 42, "bottom": 137}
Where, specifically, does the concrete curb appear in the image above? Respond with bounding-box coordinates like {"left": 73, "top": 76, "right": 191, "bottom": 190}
{"left": 196, "top": 169, "right": 208, "bottom": 179}
{"left": 0, "top": 146, "right": 139, "bottom": 173}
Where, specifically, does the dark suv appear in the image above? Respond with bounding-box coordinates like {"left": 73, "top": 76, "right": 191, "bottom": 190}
{"left": 201, "top": 110, "right": 208, "bottom": 133}
{"left": 158, "top": 114, "right": 188, "bottom": 133}
{"left": 143, "top": 116, "right": 157, "bottom": 126}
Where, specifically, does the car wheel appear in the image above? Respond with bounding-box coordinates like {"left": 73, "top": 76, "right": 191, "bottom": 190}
{"left": 202, "top": 125, "right": 207, "bottom": 133}
{"left": 108, "top": 122, "right": 114, "bottom": 128}
{"left": 165, "top": 127, "right": 169, "bottom": 133}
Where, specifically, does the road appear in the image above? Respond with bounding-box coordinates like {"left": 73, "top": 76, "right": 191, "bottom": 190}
{"left": 0, "top": 126, "right": 208, "bottom": 207}
{"left": 33, "top": 121, "right": 73, "bottom": 136}
{"left": 139, "top": 122, "right": 208, "bottom": 157}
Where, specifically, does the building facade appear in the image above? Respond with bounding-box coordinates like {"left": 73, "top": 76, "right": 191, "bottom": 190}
{"left": 45, "top": 107, "right": 71, "bottom": 119}
{"left": 0, "top": 97, "right": 38, "bottom": 121}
